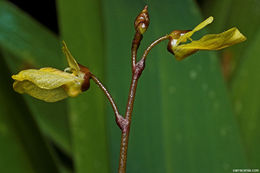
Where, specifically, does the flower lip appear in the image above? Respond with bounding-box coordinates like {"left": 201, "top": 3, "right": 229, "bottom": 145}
{"left": 11, "top": 67, "right": 83, "bottom": 102}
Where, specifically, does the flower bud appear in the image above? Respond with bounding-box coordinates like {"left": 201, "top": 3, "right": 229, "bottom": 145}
{"left": 134, "top": 5, "right": 149, "bottom": 34}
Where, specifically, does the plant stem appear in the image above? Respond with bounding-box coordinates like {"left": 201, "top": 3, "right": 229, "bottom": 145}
{"left": 142, "top": 35, "right": 169, "bottom": 60}
{"left": 131, "top": 32, "right": 143, "bottom": 70}
{"left": 118, "top": 58, "right": 144, "bottom": 173}
{"left": 91, "top": 74, "right": 126, "bottom": 129}
{"left": 118, "top": 35, "right": 169, "bottom": 172}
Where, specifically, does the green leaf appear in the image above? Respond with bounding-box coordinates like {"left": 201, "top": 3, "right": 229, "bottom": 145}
{"left": 230, "top": 30, "right": 260, "bottom": 167}
{"left": 0, "top": 1, "right": 71, "bottom": 154}
{"left": 203, "top": 0, "right": 260, "bottom": 167}
{"left": 0, "top": 56, "right": 59, "bottom": 173}
{"left": 102, "top": 0, "right": 247, "bottom": 172}
{"left": 56, "top": 0, "right": 109, "bottom": 172}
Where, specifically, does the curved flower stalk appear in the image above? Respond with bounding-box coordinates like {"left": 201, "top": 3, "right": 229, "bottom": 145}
{"left": 167, "top": 16, "right": 247, "bottom": 60}
{"left": 12, "top": 41, "right": 91, "bottom": 102}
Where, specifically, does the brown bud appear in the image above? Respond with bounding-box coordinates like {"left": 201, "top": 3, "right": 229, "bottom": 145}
{"left": 78, "top": 63, "right": 91, "bottom": 91}
{"left": 134, "top": 5, "right": 149, "bottom": 34}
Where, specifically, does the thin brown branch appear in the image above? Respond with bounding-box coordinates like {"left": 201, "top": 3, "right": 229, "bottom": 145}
{"left": 142, "top": 35, "right": 170, "bottom": 60}
{"left": 90, "top": 74, "right": 124, "bottom": 129}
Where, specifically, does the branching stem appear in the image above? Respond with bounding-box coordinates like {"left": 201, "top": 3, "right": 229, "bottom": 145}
{"left": 91, "top": 7, "right": 170, "bottom": 173}
{"left": 118, "top": 34, "right": 169, "bottom": 173}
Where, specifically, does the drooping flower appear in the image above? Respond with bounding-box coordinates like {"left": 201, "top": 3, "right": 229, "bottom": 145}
{"left": 12, "top": 41, "right": 91, "bottom": 102}
{"left": 167, "top": 16, "right": 247, "bottom": 60}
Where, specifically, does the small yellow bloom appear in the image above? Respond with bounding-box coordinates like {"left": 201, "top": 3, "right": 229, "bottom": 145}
{"left": 12, "top": 41, "right": 90, "bottom": 102}
{"left": 167, "top": 16, "right": 247, "bottom": 60}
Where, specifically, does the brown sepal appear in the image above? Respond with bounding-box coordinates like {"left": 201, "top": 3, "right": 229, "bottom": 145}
{"left": 78, "top": 63, "right": 91, "bottom": 91}
{"left": 167, "top": 30, "right": 192, "bottom": 55}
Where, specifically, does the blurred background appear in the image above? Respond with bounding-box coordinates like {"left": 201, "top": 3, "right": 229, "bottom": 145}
{"left": 0, "top": 0, "right": 259, "bottom": 173}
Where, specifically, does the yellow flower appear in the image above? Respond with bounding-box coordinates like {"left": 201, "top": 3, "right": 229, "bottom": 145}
{"left": 12, "top": 41, "right": 90, "bottom": 102}
{"left": 167, "top": 16, "right": 247, "bottom": 60}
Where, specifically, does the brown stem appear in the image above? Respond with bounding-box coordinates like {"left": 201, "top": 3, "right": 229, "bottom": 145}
{"left": 142, "top": 35, "right": 170, "bottom": 60}
{"left": 118, "top": 58, "right": 144, "bottom": 173}
{"left": 90, "top": 74, "right": 125, "bottom": 130}
{"left": 118, "top": 34, "right": 169, "bottom": 172}
{"left": 131, "top": 31, "right": 143, "bottom": 70}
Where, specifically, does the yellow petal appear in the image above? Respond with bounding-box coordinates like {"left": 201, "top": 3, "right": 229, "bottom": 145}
{"left": 12, "top": 67, "right": 84, "bottom": 101}
{"left": 180, "top": 27, "right": 246, "bottom": 50}
{"left": 192, "top": 16, "right": 214, "bottom": 33}
{"left": 173, "top": 27, "right": 246, "bottom": 60}
{"left": 13, "top": 80, "right": 68, "bottom": 102}
{"left": 177, "top": 16, "right": 214, "bottom": 45}
{"left": 62, "top": 41, "right": 80, "bottom": 75}
{"left": 12, "top": 67, "right": 83, "bottom": 89}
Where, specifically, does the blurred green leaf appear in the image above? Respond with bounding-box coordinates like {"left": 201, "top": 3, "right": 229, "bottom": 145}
{"left": 103, "top": 0, "right": 247, "bottom": 172}
{"left": 201, "top": 0, "right": 232, "bottom": 32}
{"left": 230, "top": 30, "right": 260, "bottom": 167}
{"left": 203, "top": 0, "right": 260, "bottom": 167}
{"left": 0, "top": 57, "right": 59, "bottom": 173}
{"left": 57, "top": 0, "right": 109, "bottom": 173}
{"left": 0, "top": 1, "right": 63, "bottom": 68}
{"left": 0, "top": 1, "right": 71, "bottom": 154}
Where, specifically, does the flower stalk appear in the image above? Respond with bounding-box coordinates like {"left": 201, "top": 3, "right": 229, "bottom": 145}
{"left": 90, "top": 74, "right": 127, "bottom": 130}
{"left": 118, "top": 6, "right": 170, "bottom": 173}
